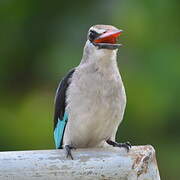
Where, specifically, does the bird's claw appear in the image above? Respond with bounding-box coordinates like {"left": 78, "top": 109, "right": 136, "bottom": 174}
{"left": 117, "top": 141, "right": 132, "bottom": 152}
{"left": 65, "top": 145, "right": 76, "bottom": 160}
{"left": 106, "top": 139, "right": 132, "bottom": 152}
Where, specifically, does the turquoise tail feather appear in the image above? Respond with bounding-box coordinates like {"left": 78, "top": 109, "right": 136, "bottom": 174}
{"left": 54, "top": 112, "right": 68, "bottom": 149}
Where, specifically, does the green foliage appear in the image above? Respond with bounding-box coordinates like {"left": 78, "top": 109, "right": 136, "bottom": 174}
{"left": 0, "top": 0, "right": 180, "bottom": 179}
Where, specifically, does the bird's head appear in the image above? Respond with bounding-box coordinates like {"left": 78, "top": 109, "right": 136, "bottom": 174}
{"left": 82, "top": 25, "right": 123, "bottom": 62}
{"left": 87, "top": 24, "right": 123, "bottom": 50}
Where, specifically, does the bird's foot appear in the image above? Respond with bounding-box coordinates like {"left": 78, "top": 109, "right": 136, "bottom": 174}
{"left": 106, "top": 139, "right": 131, "bottom": 152}
{"left": 65, "top": 145, "right": 76, "bottom": 160}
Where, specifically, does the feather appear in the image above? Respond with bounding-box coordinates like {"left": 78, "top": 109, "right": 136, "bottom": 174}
{"left": 54, "top": 112, "right": 68, "bottom": 148}
{"left": 53, "top": 68, "right": 75, "bottom": 148}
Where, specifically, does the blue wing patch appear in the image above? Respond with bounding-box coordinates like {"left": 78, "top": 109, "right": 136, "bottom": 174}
{"left": 54, "top": 112, "right": 68, "bottom": 149}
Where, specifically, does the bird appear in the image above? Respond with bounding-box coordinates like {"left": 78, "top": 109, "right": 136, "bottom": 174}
{"left": 53, "top": 24, "right": 131, "bottom": 159}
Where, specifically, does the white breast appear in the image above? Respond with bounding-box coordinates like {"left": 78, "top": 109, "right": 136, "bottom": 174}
{"left": 63, "top": 55, "right": 126, "bottom": 148}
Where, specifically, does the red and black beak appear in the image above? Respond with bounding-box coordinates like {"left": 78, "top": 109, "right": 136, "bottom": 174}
{"left": 92, "top": 29, "right": 123, "bottom": 50}
{"left": 94, "top": 29, "right": 122, "bottom": 44}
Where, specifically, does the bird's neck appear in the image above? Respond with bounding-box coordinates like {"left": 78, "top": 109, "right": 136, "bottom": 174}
{"left": 94, "top": 50, "right": 118, "bottom": 71}
{"left": 81, "top": 45, "right": 118, "bottom": 70}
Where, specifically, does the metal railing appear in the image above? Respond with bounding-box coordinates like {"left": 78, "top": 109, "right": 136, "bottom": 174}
{"left": 0, "top": 145, "right": 160, "bottom": 180}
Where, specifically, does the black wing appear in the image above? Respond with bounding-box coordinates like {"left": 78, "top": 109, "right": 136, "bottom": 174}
{"left": 54, "top": 68, "right": 75, "bottom": 129}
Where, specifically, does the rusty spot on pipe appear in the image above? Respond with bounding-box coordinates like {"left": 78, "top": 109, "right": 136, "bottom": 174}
{"left": 132, "top": 154, "right": 143, "bottom": 169}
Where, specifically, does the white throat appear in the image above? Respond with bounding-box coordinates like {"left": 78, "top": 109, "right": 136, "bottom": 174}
{"left": 81, "top": 40, "right": 118, "bottom": 68}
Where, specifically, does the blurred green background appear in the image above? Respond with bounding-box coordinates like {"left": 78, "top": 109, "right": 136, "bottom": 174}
{"left": 0, "top": 0, "right": 180, "bottom": 179}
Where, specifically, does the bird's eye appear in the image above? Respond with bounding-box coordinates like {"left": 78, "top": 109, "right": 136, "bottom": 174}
{"left": 89, "top": 30, "right": 99, "bottom": 42}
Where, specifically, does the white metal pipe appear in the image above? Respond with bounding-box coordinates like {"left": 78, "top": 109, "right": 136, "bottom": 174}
{"left": 0, "top": 145, "right": 160, "bottom": 180}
